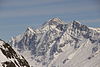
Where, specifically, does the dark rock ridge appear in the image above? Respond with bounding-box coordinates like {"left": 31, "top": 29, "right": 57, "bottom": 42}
{"left": 0, "top": 39, "right": 30, "bottom": 67}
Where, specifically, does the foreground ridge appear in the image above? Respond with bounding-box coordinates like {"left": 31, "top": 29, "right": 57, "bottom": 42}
{"left": 0, "top": 39, "right": 30, "bottom": 67}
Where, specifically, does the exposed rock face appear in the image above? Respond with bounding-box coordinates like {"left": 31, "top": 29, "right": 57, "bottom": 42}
{"left": 10, "top": 18, "right": 100, "bottom": 67}
{"left": 0, "top": 39, "right": 30, "bottom": 67}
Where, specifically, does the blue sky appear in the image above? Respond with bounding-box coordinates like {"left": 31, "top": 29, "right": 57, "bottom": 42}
{"left": 0, "top": 0, "right": 100, "bottom": 41}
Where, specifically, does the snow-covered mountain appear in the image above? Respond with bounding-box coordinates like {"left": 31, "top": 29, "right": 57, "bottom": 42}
{"left": 0, "top": 39, "right": 30, "bottom": 67}
{"left": 10, "top": 18, "right": 100, "bottom": 67}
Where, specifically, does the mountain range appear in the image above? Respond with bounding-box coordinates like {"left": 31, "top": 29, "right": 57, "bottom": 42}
{"left": 0, "top": 18, "right": 100, "bottom": 67}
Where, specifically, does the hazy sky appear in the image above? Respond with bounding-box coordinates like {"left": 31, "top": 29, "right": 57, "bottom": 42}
{"left": 0, "top": 0, "right": 100, "bottom": 41}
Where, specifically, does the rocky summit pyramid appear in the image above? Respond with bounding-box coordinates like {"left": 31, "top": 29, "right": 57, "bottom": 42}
{"left": 10, "top": 18, "right": 100, "bottom": 67}
{"left": 0, "top": 39, "right": 30, "bottom": 67}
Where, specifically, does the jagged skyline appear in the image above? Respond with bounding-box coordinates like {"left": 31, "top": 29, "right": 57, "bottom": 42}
{"left": 0, "top": 0, "right": 100, "bottom": 41}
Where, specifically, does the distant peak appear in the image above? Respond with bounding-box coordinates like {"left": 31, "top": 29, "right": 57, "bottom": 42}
{"left": 73, "top": 20, "right": 81, "bottom": 24}
{"left": 27, "top": 27, "right": 32, "bottom": 30}
{"left": 50, "top": 17, "right": 61, "bottom": 22}
{"left": 42, "top": 17, "right": 64, "bottom": 27}
{"left": 71, "top": 20, "right": 81, "bottom": 27}
{"left": 50, "top": 17, "right": 63, "bottom": 23}
{"left": 72, "top": 20, "right": 89, "bottom": 31}
{"left": 26, "top": 27, "right": 34, "bottom": 33}
{"left": 46, "top": 17, "right": 64, "bottom": 25}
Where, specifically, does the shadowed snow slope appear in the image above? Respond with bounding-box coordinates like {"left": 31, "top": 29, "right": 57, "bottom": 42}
{"left": 10, "top": 18, "right": 100, "bottom": 67}
{"left": 0, "top": 39, "right": 30, "bottom": 67}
